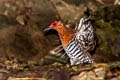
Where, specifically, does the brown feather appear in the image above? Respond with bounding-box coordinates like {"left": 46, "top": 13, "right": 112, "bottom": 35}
{"left": 53, "top": 21, "right": 75, "bottom": 49}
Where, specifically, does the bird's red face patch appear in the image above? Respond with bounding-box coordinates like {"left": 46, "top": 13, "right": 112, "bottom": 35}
{"left": 50, "top": 21, "right": 57, "bottom": 29}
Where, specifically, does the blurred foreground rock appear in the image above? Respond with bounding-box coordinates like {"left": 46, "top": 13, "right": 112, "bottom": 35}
{"left": 0, "top": 73, "right": 8, "bottom": 80}
{"left": 8, "top": 77, "right": 46, "bottom": 80}
{"left": 0, "top": 0, "right": 60, "bottom": 63}
{"left": 0, "top": 62, "right": 119, "bottom": 80}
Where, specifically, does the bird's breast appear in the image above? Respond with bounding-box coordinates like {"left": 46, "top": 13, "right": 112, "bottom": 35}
{"left": 59, "top": 33, "right": 74, "bottom": 49}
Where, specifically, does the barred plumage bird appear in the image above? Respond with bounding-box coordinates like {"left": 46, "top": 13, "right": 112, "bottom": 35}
{"left": 45, "top": 14, "right": 96, "bottom": 65}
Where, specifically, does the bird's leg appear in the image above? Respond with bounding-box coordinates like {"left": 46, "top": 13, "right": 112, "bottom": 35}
{"left": 60, "top": 53, "right": 66, "bottom": 58}
{"left": 55, "top": 48, "right": 64, "bottom": 54}
{"left": 52, "top": 45, "right": 63, "bottom": 51}
{"left": 50, "top": 45, "right": 64, "bottom": 56}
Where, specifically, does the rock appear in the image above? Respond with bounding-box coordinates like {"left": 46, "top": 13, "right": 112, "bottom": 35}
{"left": 87, "top": 71, "right": 96, "bottom": 79}
{"left": 94, "top": 67, "right": 106, "bottom": 79}
{"left": 110, "top": 77, "right": 119, "bottom": 80}
{"left": 0, "top": 0, "right": 61, "bottom": 64}
{"left": 92, "top": 63, "right": 108, "bottom": 68}
{"left": 7, "top": 77, "right": 46, "bottom": 80}
{"left": 53, "top": 68, "right": 70, "bottom": 80}
{"left": 0, "top": 73, "right": 8, "bottom": 80}
{"left": 71, "top": 72, "right": 87, "bottom": 80}
{"left": 16, "top": 15, "right": 25, "bottom": 25}
{"left": 53, "top": 0, "right": 98, "bottom": 25}
{"left": 92, "top": 5, "right": 120, "bottom": 62}
{"left": 28, "top": 61, "right": 38, "bottom": 65}
{"left": 71, "top": 63, "right": 112, "bottom": 80}
{"left": 72, "top": 70, "right": 102, "bottom": 80}
{"left": 51, "top": 62, "right": 63, "bottom": 67}
{"left": 72, "top": 66, "right": 78, "bottom": 72}
{"left": 38, "top": 58, "right": 45, "bottom": 66}
{"left": 106, "top": 71, "right": 113, "bottom": 78}
{"left": 118, "top": 75, "right": 120, "bottom": 79}
{"left": 0, "top": 0, "right": 59, "bottom": 26}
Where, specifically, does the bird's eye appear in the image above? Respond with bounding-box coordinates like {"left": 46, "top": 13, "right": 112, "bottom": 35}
{"left": 53, "top": 23, "right": 56, "bottom": 26}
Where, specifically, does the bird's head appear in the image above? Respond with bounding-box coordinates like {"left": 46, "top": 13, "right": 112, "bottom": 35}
{"left": 44, "top": 21, "right": 64, "bottom": 31}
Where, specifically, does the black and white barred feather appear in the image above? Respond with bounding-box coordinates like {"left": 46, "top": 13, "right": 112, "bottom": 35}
{"left": 65, "top": 15, "right": 95, "bottom": 65}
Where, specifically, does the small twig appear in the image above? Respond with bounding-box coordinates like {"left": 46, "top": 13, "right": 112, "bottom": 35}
{"left": 43, "top": 69, "right": 53, "bottom": 78}
{"left": 60, "top": 1, "right": 76, "bottom": 13}
{"left": 45, "top": 55, "right": 67, "bottom": 63}
{"left": 49, "top": 0, "right": 62, "bottom": 20}
{"left": 70, "top": 67, "right": 95, "bottom": 76}
{"left": 60, "top": 53, "right": 66, "bottom": 58}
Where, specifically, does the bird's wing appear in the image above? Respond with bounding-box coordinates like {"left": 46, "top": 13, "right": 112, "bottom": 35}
{"left": 74, "top": 16, "right": 95, "bottom": 48}
{"left": 75, "top": 16, "right": 91, "bottom": 31}
{"left": 65, "top": 38, "right": 94, "bottom": 65}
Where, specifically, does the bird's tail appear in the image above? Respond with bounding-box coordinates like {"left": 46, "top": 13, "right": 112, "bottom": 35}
{"left": 70, "top": 52, "right": 94, "bottom": 66}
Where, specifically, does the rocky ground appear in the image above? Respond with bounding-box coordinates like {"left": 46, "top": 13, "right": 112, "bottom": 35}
{"left": 0, "top": 0, "right": 120, "bottom": 80}
{"left": 0, "top": 60, "right": 120, "bottom": 80}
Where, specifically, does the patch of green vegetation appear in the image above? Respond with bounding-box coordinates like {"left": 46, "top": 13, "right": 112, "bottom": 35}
{"left": 19, "top": 67, "right": 30, "bottom": 71}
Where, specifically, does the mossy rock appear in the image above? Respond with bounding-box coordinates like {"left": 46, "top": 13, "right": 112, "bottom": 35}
{"left": 92, "top": 5, "right": 120, "bottom": 62}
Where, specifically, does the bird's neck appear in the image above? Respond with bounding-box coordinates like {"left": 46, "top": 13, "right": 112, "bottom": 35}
{"left": 56, "top": 26, "right": 75, "bottom": 49}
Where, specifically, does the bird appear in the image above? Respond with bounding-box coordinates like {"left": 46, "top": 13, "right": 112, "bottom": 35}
{"left": 45, "top": 12, "right": 96, "bottom": 65}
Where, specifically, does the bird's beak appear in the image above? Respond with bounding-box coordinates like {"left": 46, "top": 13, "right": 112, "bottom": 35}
{"left": 43, "top": 26, "right": 51, "bottom": 31}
